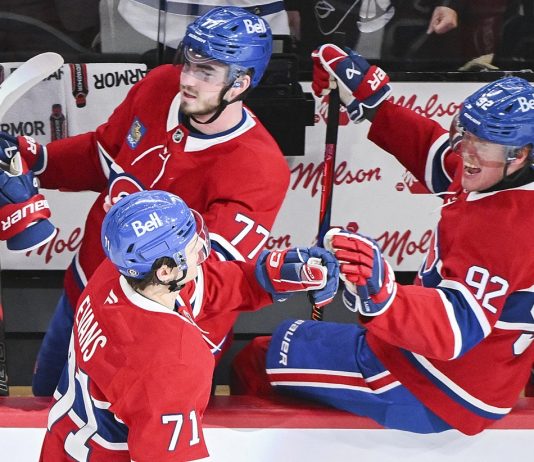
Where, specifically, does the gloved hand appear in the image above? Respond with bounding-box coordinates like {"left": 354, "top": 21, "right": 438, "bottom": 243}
{"left": 311, "top": 44, "right": 391, "bottom": 122}
{"left": 324, "top": 228, "right": 396, "bottom": 316}
{"left": 256, "top": 247, "right": 339, "bottom": 307}
{"left": 0, "top": 153, "right": 56, "bottom": 251}
{"left": 0, "top": 132, "right": 46, "bottom": 173}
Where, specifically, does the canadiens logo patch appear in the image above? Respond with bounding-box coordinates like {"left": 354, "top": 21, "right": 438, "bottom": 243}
{"left": 108, "top": 173, "right": 145, "bottom": 206}
{"left": 126, "top": 117, "right": 146, "bottom": 149}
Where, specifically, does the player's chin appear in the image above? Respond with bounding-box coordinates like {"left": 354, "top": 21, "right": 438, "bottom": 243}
{"left": 461, "top": 172, "right": 497, "bottom": 192}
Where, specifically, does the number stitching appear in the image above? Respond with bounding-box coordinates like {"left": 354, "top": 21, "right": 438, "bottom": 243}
{"left": 230, "top": 213, "right": 269, "bottom": 259}
{"left": 465, "top": 266, "right": 509, "bottom": 314}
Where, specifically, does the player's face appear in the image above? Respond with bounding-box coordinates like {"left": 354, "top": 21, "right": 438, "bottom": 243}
{"left": 460, "top": 132, "right": 508, "bottom": 191}
{"left": 180, "top": 60, "right": 229, "bottom": 118}
{"left": 176, "top": 233, "right": 208, "bottom": 284}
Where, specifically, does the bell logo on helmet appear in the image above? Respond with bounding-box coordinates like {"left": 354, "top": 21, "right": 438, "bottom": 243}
{"left": 243, "top": 18, "right": 267, "bottom": 34}
{"left": 518, "top": 95, "right": 534, "bottom": 112}
{"left": 131, "top": 212, "right": 163, "bottom": 237}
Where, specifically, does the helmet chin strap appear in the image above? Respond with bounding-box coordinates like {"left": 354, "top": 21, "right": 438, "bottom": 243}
{"left": 190, "top": 83, "right": 238, "bottom": 125}
{"left": 156, "top": 267, "right": 189, "bottom": 292}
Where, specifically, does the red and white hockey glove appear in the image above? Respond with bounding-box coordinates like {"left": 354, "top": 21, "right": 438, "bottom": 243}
{"left": 311, "top": 44, "right": 391, "bottom": 122}
{"left": 324, "top": 228, "right": 396, "bottom": 316}
{"left": 0, "top": 153, "right": 56, "bottom": 251}
{"left": 256, "top": 247, "right": 339, "bottom": 307}
{"left": 0, "top": 132, "right": 46, "bottom": 173}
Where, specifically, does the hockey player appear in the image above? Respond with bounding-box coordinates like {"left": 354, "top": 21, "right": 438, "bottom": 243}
{"left": 39, "top": 189, "right": 338, "bottom": 461}
{"left": 0, "top": 6, "right": 290, "bottom": 396}
{"left": 232, "top": 45, "right": 534, "bottom": 435}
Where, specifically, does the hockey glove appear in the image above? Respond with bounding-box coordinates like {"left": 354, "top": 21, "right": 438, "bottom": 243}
{"left": 0, "top": 153, "right": 56, "bottom": 251}
{"left": 324, "top": 228, "right": 396, "bottom": 316}
{"left": 311, "top": 44, "right": 391, "bottom": 122}
{"left": 256, "top": 247, "right": 339, "bottom": 307}
{"left": 0, "top": 132, "right": 46, "bottom": 173}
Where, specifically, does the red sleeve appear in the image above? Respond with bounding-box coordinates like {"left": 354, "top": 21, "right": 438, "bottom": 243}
{"left": 193, "top": 260, "right": 273, "bottom": 350}
{"left": 368, "top": 101, "right": 461, "bottom": 193}
{"left": 203, "top": 128, "right": 290, "bottom": 263}
{"left": 362, "top": 284, "right": 461, "bottom": 360}
{"left": 202, "top": 259, "right": 273, "bottom": 313}
{"left": 116, "top": 359, "right": 212, "bottom": 461}
{"left": 38, "top": 73, "right": 146, "bottom": 192}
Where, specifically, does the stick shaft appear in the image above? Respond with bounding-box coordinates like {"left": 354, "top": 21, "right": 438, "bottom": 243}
{"left": 312, "top": 89, "right": 340, "bottom": 321}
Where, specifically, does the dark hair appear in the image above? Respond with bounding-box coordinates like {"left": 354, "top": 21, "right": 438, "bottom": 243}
{"left": 124, "top": 256, "right": 177, "bottom": 291}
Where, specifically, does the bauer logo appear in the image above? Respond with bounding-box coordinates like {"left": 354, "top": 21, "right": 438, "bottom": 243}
{"left": 244, "top": 18, "right": 267, "bottom": 34}
{"left": 518, "top": 95, "right": 534, "bottom": 112}
{"left": 126, "top": 118, "right": 146, "bottom": 149}
{"left": 131, "top": 212, "right": 163, "bottom": 237}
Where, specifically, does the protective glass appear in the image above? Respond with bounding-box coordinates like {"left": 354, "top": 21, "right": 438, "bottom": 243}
{"left": 174, "top": 209, "right": 211, "bottom": 270}
{"left": 449, "top": 112, "right": 520, "bottom": 162}
{"left": 181, "top": 47, "right": 230, "bottom": 86}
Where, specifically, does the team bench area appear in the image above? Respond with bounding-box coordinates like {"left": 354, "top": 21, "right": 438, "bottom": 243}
{"left": 1, "top": 395, "right": 533, "bottom": 461}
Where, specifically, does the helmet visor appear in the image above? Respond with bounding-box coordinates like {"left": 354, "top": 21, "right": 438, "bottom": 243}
{"left": 450, "top": 112, "right": 521, "bottom": 162}
{"left": 175, "top": 209, "right": 211, "bottom": 269}
{"left": 181, "top": 46, "right": 231, "bottom": 86}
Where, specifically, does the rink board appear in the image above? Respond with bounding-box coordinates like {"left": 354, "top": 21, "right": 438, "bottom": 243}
{"left": 1, "top": 395, "right": 534, "bottom": 461}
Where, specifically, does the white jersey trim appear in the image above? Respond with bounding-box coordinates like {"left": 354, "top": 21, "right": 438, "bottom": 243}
{"left": 209, "top": 232, "right": 246, "bottom": 262}
{"left": 467, "top": 181, "right": 534, "bottom": 201}
{"left": 74, "top": 252, "right": 88, "bottom": 287}
{"left": 410, "top": 353, "right": 511, "bottom": 415}
{"left": 424, "top": 133, "right": 451, "bottom": 194}
{"left": 119, "top": 276, "right": 179, "bottom": 314}
{"left": 495, "top": 320, "right": 534, "bottom": 332}
{"left": 184, "top": 109, "right": 257, "bottom": 153}
{"left": 435, "top": 288, "right": 463, "bottom": 360}
{"left": 438, "top": 279, "right": 492, "bottom": 337}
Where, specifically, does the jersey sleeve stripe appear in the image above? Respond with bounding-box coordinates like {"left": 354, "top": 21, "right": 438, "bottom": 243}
{"left": 424, "top": 133, "right": 453, "bottom": 194}
{"left": 407, "top": 352, "right": 511, "bottom": 418}
{"left": 435, "top": 289, "right": 463, "bottom": 360}
{"left": 73, "top": 252, "right": 89, "bottom": 287}
{"left": 495, "top": 320, "right": 534, "bottom": 332}
{"left": 190, "top": 266, "right": 204, "bottom": 318}
{"left": 209, "top": 232, "right": 246, "bottom": 262}
{"left": 438, "top": 279, "right": 492, "bottom": 337}
{"left": 96, "top": 141, "right": 113, "bottom": 179}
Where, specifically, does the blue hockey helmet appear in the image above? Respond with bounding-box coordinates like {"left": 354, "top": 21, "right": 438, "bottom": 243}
{"left": 459, "top": 77, "right": 534, "bottom": 154}
{"left": 181, "top": 6, "right": 272, "bottom": 88}
{"left": 101, "top": 190, "right": 210, "bottom": 279}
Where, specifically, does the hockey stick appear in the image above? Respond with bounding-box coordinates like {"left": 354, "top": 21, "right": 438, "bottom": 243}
{"left": 0, "top": 52, "right": 63, "bottom": 395}
{"left": 0, "top": 52, "right": 64, "bottom": 121}
{"left": 311, "top": 88, "right": 340, "bottom": 321}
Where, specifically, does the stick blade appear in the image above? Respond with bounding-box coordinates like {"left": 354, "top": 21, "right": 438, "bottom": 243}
{"left": 0, "top": 52, "right": 64, "bottom": 121}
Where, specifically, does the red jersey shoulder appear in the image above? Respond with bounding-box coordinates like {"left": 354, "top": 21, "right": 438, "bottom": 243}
{"left": 77, "top": 259, "right": 211, "bottom": 364}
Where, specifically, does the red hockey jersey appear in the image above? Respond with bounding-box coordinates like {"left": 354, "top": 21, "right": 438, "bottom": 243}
{"left": 363, "top": 101, "right": 534, "bottom": 434}
{"left": 39, "top": 63, "right": 289, "bottom": 308}
{"left": 40, "top": 257, "right": 273, "bottom": 461}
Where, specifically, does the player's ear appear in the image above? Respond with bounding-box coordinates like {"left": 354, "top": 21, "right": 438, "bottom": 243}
{"left": 510, "top": 145, "right": 532, "bottom": 168}
{"left": 227, "top": 75, "right": 251, "bottom": 99}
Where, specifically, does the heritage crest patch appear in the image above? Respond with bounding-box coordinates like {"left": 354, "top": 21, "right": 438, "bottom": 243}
{"left": 126, "top": 117, "right": 146, "bottom": 149}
